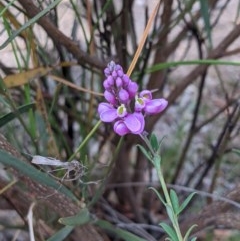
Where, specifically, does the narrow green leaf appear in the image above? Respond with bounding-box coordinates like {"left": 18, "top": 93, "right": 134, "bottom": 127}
{"left": 232, "top": 148, "right": 240, "bottom": 156}
{"left": 0, "top": 0, "right": 63, "bottom": 50}
{"left": 178, "top": 192, "right": 196, "bottom": 214}
{"left": 183, "top": 224, "right": 197, "bottom": 241}
{"left": 47, "top": 226, "right": 74, "bottom": 241}
{"left": 170, "top": 189, "right": 179, "bottom": 214}
{"left": 159, "top": 223, "right": 178, "bottom": 241}
{"left": 59, "top": 208, "right": 91, "bottom": 226}
{"left": 95, "top": 220, "right": 146, "bottom": 241}
{"left": 200, "top": 0, "right": 212, "bottom": 48}
{"left": 150, "top": 133, "right": 159, "bottom": 152}
{"left": 147, "top": 60, "right": 240, "bottom": 73}
{"left": 165, "top": 204, "right": 176, "bottom": 227}
{"left": 0, "top": 103, "right": 36, "bottom": 127}
{"left": 190, "top": 237, "right": 197, "bottom": 241}
{"left": 0, "top": 0, "right": 17, "bottom": 16}
{"left": 148, "top": 187, "right": 166, "bottom": 205}
{"left": 136, "top": 144, "right": 152, "bottom": 161}
{"left": 0, "top": 150, "right": 78, "bottom": 201}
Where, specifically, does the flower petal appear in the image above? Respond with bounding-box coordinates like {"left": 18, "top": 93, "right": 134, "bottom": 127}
{"left": 144, "top": 99, "right": 168, "bottom": 114}
{"left": 135, "top": 97, "right": 145, "bottom": 112}
{"left": 122, "top": 74, "right": 130, "bottom": 87}
{"left": 107, "top": 76, "right": 114, "bottom": 86}
{"left": 132, "top": 112, "right": 145, "bottom": 134}
{"left": 127, "top": 81, "right": 138, "bottom": 99}
{"left": 117, "top": 104, "right": 127, "bottom": 118}
{"left": 104, "top": 90, "right": 116, "bottom": 105}
{"left": 98, "top": 103, "right": 118, "bottom": 122}
{"left": 118, "top": 89, "right": 130, "bottom": 103}
{"left": 139, "top": 90, "right": 152, "bottom": 100}
{"left": 114, "top": 121, "right": 130, "bottom": 136}
{"left": 124, "top": 113, "right": 145, "bottom": 134}
{"left": 100, "top": 109, "right": 118, "bottom": 122}
{"left": 117, "top": 69, "right": 124, "bottom": 77}
{"left": 104, "top": 68, "right": 110, "bottom": 77}
{"left": 98, "top": 103, "right": 113, "bottom": 114}
{"left": 103, "top": 80, "right": 110, "bottom": 89}
{"left": 116, "top": 77, "right": 123, "bottom": 87}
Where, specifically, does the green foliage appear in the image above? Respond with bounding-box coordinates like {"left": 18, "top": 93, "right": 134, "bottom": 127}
{"left": 0, "top": 0, "right": 62, "bottom": 49}
{"left": 0, "top": 103, "right": 35, "bottom": 127}
{"left": 59, "top": 208, "right": 92, "bottom": 226}
{"left": 159, "top": 223, "right": 178, "bottom": 241}
{"left": 1, "top": 0, "right": 240, "bottom": 240}
{"left": 148, "top": 187, "right": 166, "bottom": 205}
{"left": 136, "top": 144, "right": 153, "bottom": 162}
{"left": 144, "top": 133, "right": 197, "bottom": 241}
{"left": 199, "top": 0, "right": 212, "bottom": 48}
{"left": 183, "top": 225, "right": 197, "bottom": 241}
{"left": 150, "top": 133, "right": 159, "bottom": 152}
{"left": 0, "top": 150, "right": 78, "bottom": 201}
{"left": 95, "top": 220, "right": 146, "bottom": 241}
{"left": 232, "top": 148, "right": 240, "bottom": 156}
{"left": 178, "top": 193, "right": 196, "bottom": 215}
{"left": 47, "top": 226, "right": 74, "bottom": 241}
{"left": 170, "top": 189, "right": 180, "bottom": 215}
{"left": 147, "top": 60, "right": 240, "bottom": 73}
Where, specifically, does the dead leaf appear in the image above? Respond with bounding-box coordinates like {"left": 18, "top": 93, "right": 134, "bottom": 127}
{"left": 3, "top": 67, "right": 52, "bottom": 88}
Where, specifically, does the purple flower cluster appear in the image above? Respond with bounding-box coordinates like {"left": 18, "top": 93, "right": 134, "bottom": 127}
{"left": 98, "top": 61, "right": 168, "bottom": 136}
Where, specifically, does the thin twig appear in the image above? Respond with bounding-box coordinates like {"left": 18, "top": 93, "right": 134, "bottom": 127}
{"left": 18, "top": 0, "right": 106, "bottom": 69}
{"left": 27, "top": 202, "right": 36, "bottom": 241}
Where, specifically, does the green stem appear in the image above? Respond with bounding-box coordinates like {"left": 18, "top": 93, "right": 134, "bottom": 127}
{"left": 139, "top": 133, "right": 155, "bottom": 157}
{"left": 155, "top": 157, "right": 183, "bottom": 241}
{"left": 140, "top": 134, "right": 183, "bottom": 240}
{"left": 68, "top": 120, "right": 102, "bottom": 161}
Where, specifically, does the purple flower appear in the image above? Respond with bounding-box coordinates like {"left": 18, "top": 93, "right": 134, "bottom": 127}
{"left": 99, "top": 61, "right": 168, "bottom": 136}
{"left": 113, "top": 121, "right": 130, "bottom": 136}
{"left": 102, "top": 62, "right": 137, "bottom": 106}
{"left": 144, "top": 99, "right": 168, "bottom": 115}
{"left": 114, "top": 112, "right": 145, "bottom": 136}
{"left": 135, "top": 97, "right": 146, "bottom": 112}
{"left": 98, "top": 103, "right": 118, "bottom": 122}
{"left": 135, "top": 90, "right": 168, "bottom": 115}
{"left": 139, "top": 90, "right": 152, "bottom": 101}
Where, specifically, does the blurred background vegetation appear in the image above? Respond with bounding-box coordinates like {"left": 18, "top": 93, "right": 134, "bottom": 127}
{"left": 0, "top": 0, "right": 240, "bottom": 240}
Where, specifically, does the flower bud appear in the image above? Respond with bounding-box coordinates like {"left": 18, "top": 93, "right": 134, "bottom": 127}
{"left": 103, "top": 79, "right": 110, "bottom": 89}
{"left": 115, "top": 64, "right": 123, "bottom": 71}
{"left": 117, "top": 69, "right": 124, "bottom": 77}
{"left": 104, "top": 90, "right": 117, "bottom": 105}
{"left": 107, "top": 76, "right": 114, "bottom": 86}
{"left": 116, "top": 77, "right": 123, "bottom": 87}
{"left": 127, "top": 81, "right": 138, "bottom": 99}
{"left": 104, "top": 68, "right": 110, "bottom": 77}
{"left": 122, "top": 74, "right": 130, "bottom": 86}
{"left": 118, "top": 89, "right": 130, "bottom": 103}
{"left": 112, "top": 70, "right": 117, "bottom": 79}
{"left": 107, "top": 61, "right": 116, "bottom": 72}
